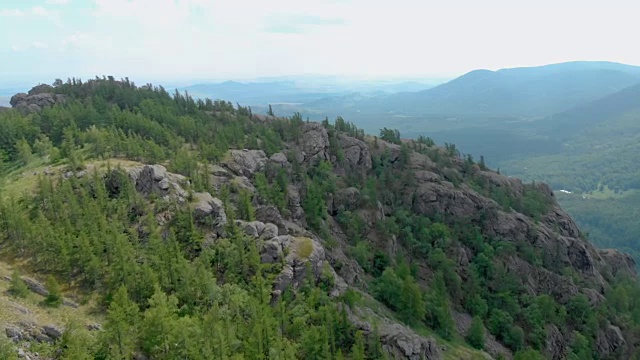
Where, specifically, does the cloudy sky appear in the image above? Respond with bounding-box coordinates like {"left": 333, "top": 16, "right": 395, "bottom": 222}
{"left": 1, "top": 0, "right": 639, "bottom": 83}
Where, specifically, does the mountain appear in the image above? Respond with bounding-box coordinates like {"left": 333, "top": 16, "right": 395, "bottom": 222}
{"left": 1, "top": 79, "right": 640, "bottom": 359}
{"left": 537, "top": 82, "right": 640, "bottom": 136}
{"left": 178, "top": 78, "right": 436, "bottom": 107}
{"left": 299, "top": 61, "right": 640, "bottom": 117}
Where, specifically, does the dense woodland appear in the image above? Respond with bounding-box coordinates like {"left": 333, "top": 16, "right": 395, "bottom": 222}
{"left": 1, "top": 78, "right": 640, "bottom": 359}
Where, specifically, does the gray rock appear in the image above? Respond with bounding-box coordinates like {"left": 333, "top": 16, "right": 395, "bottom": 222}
{"left": 596, "top": 324, "right": 626, "bottom": 358}
{"left": 22, "top": 277, "right": 48, "bottom": 296}
{"left": 599, "top": 249, "right": 636, "bottom": 278}
{"left": 10, "top": 302, "right": 30, "bottom": 315}
{"left": 260, "top": 223, "right": 279, "bottom": 240}
{"left": 269, "top": 152, "right": 289, "bottom": 167}
{"left": 231, "top": 176, "right": 256, "bottom": 193}
{"left": 210, "top": 165, "right": 229, "bottom": 177}
{"left": 337, "top": 134, "right": 372, "bottom": 171}
{"left": 261, "top": 240, "right": 283, "bottom": 263}
{"left": 42, "top": 325, "right": 63, "bottom": 340}
{"left": 255, "top": 206, "right": 288, "bottom": 235}
{"left": 5, "top": 326, "right": 23, "bottom": 341}
{"left": 86, "top": 323, "right": 102, "bottom": 331}
{"left": 544, "top": 324, "right": 567, "bottom": 360}
{"left": 223, "top": 149, "right": 267, "bottom": 177}
{"left": 28, "top": 84, "right": 54, "bottom": 95}
{"left": 10, "top": 89, "right": 65, "bottom": 114}
{"left": 157, "top": 178, "right": 170, "bottom": 190}
{"left": 235, "top": 220, "right": 266, "bottom": 238}
{"left": 301, "top": 123, "right": 329, "bottom": 164}
{"left": 193, "top": 192, "right": 227, "bottom": 229}
{"left": 286, "top": 185, "right": 305, "bottom": 221}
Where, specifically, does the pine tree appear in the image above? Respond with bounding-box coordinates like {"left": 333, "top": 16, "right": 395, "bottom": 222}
{"left": 8, "top": 270, "right": 29, "bottom": 298}
{"left": 268, "top": 104, "right": 275, "bottom": 116}
{"left": 466, "top": 316, "right": 485, "bottom": 350}
{"left": 45, "top": 275, "right": 63, "bottom": 307}
{"left": 350, "top": 330, "right": 366, "bottom": 360}
{"left": 100, "top": 286, "right": 139, "bottom": 359}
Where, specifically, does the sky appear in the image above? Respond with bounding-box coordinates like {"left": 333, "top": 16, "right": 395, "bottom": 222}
{"left": 1, "top": 0, "right": 640, "bottom": 84}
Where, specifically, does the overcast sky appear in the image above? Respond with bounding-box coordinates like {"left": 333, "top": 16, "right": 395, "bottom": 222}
{"left": 1, "top": 0, "right": 639, "bottom": 83}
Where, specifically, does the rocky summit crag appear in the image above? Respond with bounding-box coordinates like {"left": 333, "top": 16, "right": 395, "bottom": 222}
{"left": 0, "top": 79, "right": 638, "bottom": 360}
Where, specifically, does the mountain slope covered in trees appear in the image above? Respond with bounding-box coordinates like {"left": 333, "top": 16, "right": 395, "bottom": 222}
{"left": 1, "top": 78, "right": 640, "bottom": 360}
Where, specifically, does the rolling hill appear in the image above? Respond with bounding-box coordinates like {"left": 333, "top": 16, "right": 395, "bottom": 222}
{"left": 301, "top": 61, "right": 640, "bottom": 117}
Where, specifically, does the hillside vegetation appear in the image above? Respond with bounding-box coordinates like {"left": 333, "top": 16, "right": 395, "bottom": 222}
{"left": 0, "top": 78, "right": 640, "bottom": 359}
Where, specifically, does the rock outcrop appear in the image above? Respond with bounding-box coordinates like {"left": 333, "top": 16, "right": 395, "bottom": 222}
{"left": 192, "top": 192, "right": 227, "bottom": 231}
{"left": 300, "top": 123, "right": 330, "bottom": 164}
{"left": 127, "top": 165, "right": 187, "bottom": 201}
{"left": 598, "top": 249, "right": 636, "bottom": 278}
{"left": 596, "top": 324, "right": 626, "bottom": 358}
{"left": 348, "top": 305, "right": 441, "bottom": 360}
{"left": 222, "top": 149, "right": 267, "bottom": 177}
{"left": 337, "top": 134, "right": 372, "bottom": 171}
{"left": 10, "top": 85, "right": 66, "bottom": 114}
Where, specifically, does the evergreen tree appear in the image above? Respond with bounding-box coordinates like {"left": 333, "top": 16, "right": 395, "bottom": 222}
{"left": 466, "top": 316, "right": 485, "bottom": 350}
{"left": 350, "top": 330, "right": 366, "bottom": 360}
{"left": 8, "top": 270, "right": 29, "bottom": 298}
{"left": 100, "top": 286, "right": 139, "bottom": 359}
{"left": 45, "top": 275, "right": 63, "bottom": 307}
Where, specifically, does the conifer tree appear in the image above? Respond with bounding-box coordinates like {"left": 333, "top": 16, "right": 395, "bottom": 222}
{"left": 466, "top": 316, "right": 485, "bottom": 350}
{"left": 100, "top": 286, "right": 139, "bottom": 359}
{"left": 8, "top": 270, "right": 29, "bottom": 298}
{"left": 45, "top": 275, "right": 63, "bottom": 307}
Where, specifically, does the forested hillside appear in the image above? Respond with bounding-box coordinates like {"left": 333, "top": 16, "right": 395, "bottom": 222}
{"left": 1, "top": 78, "right": 640, "bottom": 360}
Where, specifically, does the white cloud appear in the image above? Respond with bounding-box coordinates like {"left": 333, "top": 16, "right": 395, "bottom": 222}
{"left": 4, "top": 0, "right": 640, "bottom": 80}
{"left": 31, "top": 41, "right": 48, "bottom": 49}
{"left": 31, "top": 6, "right": 50, "bottom": 16}
{"left": 0, "top": 9, "right": 24, "bottom": 17}
{"left": 46, "top": 0, "right": 71, "bottom": 4}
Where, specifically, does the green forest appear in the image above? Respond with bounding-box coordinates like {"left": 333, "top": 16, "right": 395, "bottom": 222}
{"left": 1, "top": 78, "right": 640, "bottom": 359}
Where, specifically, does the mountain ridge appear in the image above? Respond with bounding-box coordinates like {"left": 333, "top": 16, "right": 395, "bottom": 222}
{"left": 0, "top": 79, "right": 639, "bottom": 359}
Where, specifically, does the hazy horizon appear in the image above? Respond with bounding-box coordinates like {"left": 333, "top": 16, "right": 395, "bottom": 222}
{"left": 2, "top": 0, "right": 640, "bottom": 83}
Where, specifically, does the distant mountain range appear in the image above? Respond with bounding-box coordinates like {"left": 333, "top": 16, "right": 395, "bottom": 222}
{"left": 176, "top": 79, "right": 438, "bottom": 106}
{"left": 302, "top": 61, "right": 640, "bottom": 117}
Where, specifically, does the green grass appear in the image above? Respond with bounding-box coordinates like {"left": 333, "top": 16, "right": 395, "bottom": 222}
{"left": 0, "top": 157, "right": 144, "bottom": 200}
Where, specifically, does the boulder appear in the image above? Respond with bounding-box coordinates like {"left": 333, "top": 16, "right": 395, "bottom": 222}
{"left": 255, "top": 206, "right": 288, "bottom": 235}
{"left": 42, "top": 324, "right": 63, "bottom": 340}
{"left": 127, "top": 164, "right": 181, "bottom": 197}
{"left": 544, "top": 324, "right": 567, "bottom": 360}
{"left": 235, "top": 220, "right": 266, "bottom": 238}
{"left": 21, "top": 277, "right": 48, "bottom": 296}
{"left": 10, "top": 89, "right": 65, "bottom": 114}
{"left": 223, "top": 149, "right": 267, "bottom": 177}
{"left": 599, "top": 249, "right": 636, "bottom": 278}
{"left": 347, "top": 306, "right": 441, "bottom": 360}
{"left": 260, "top": 223, "right": 279, "bottom": 240}
{"left": 210, "top": 164, "right": 229, "bottom": 177}
{"left": 269, "top": 152, "right": 289, "bottom": 167}
{"left": 596, "top": 324, "right": 626, "bottom": 358}
{"left": 337, "top": 134, "right": 372, "bottom": 171}
{"left": 379, "top": 322, "right": 441, "bottom": 360}
{"left": 286, "top": 185, "right": 305, "bottom": 221}
{"left": 5, "top": 326, "right": 23, "bottom": 341}
{"left": 28, "top": 84, "right": 54, "bottom": 95}
{"left": 301, "top": 123, "right": 329, "bottom": 164}
{"left": 192, "top": 192, "right": 227, "bottom": 229}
